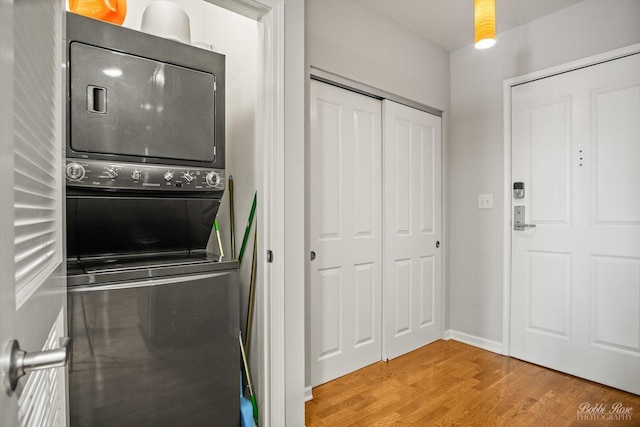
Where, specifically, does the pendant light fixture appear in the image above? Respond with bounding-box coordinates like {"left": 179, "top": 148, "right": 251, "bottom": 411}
{"left": 475, "top": 0, "right": 496, "bottom": 49}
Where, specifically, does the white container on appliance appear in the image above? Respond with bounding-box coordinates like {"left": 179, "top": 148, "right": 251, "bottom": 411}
{"left": 141, "top": 1, "right": 191, "bottom": 44}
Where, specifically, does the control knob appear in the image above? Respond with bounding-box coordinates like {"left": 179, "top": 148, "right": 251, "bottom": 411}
{"left": 205, "top": 171, "right": 220, "bottom": 187}
{"left": 105, "top": 167, "right": 118, "bottom": 179}
{"left": 182, "top": 172, "right": 194, "bottom": 183}
{"left": 66, "top": 162, "right": 85, "bottom": 181}
{"left": 163, "top": 171, "right": 174, "bottom": 182}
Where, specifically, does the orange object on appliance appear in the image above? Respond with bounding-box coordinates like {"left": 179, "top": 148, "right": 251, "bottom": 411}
{"left": 68, "top": 0, "right": 127, "bottom": 25}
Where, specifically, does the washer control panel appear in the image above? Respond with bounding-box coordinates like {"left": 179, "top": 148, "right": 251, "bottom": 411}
{"left": 65, "top": 159, "right": 224, "bottom": 192}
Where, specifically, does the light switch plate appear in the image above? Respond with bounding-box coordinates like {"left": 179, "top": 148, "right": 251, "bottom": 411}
{"left": 478, "top": 194, "right": 493, "bottom": 209}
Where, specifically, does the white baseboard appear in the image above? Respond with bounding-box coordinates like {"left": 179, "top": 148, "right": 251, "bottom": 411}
{"left": 304, "top": 386, "right": 313, "bottom": 402}
{"left": 444, "top": 329, "right": 503, "bottom": 355}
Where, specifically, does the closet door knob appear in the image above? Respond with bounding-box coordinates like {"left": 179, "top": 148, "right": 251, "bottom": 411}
{"left": 4, "top": 337, "right": 71, "bottom": 393}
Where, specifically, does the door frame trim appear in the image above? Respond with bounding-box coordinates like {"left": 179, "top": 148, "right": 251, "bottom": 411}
{"left": 210, "top": 0, "right": 293, "bottom": 423}
{"left": 501, "top": 42, "right": 640, "bottom": 356}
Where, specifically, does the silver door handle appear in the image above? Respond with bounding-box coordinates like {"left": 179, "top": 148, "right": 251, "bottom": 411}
{"left": 514, "top": 223, "right": 536, "bottom": 231}
{"left": 514, "top": 205, "right": 536, "bottom": 231}
{"left": 4, "top": 337, "right": 70, "bottom": 394}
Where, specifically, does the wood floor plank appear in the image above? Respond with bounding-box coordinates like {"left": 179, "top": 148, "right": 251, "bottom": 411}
{"left": 306, "top": 340, "right": 640, "bottom": 426}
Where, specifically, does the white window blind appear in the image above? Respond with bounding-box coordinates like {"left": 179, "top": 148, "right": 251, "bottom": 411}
{"left": 13, "top": 0, "right": 63, "bottom": 307}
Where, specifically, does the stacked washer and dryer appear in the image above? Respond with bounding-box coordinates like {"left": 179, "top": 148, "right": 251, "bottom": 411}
{"left": 64, "top": 12, "right": 239, "bottom": 426}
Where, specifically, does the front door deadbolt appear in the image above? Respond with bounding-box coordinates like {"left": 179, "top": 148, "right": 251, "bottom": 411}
{"left": 513, "top": 182, "right": 525, "bottom": 199}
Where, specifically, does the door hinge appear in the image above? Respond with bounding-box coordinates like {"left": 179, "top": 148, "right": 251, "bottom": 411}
{"left": 266, "top": 250, "right": 273, "bottom": 263}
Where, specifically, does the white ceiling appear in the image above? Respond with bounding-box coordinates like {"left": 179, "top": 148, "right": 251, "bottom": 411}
{"left": 358, "top": 0, "right": 584, "bottom": 51}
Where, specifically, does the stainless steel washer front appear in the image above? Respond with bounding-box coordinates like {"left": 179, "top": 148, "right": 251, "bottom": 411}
{"left": 67, "top": 269, "right": 239, "bottom": 426}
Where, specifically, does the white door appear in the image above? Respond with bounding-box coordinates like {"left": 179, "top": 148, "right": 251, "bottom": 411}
{"left": 0, "top": 1, "right": 67, "bottom": 425}
{"left": 382, "top": 100, "right": 442, "bottom": 360}
{"left": 310, "top": 81, "right": 382, "bottom": 386}
{"left": 510, "top": 52, "right": 640, "bottom": 394}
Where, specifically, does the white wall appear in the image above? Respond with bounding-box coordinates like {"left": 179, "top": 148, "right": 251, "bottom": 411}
{"left": 307, "top": 0, "right": 449, "bottom": 111}
{"left": 449, "top": 0, "right": 640, "bottom": 345}
{"left": 284, "top": 2, "right": 307, "bottom": 422}
{"left": 306, "top": 0, "right": 451, "bottom": 389}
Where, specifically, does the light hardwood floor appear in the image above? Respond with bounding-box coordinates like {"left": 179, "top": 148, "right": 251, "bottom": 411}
{"left": 305, "top": 340, "right": 640, "bottom": 426}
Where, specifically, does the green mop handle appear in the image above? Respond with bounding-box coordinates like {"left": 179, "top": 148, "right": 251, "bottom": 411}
{"left": 214, "top": 219, "right": 224, "bottom": 257}
{"left": 238, "top": 192, "right": 257, "bottom": 265}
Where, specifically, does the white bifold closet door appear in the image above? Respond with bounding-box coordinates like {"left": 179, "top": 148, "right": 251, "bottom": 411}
{"left": 382, "top": 100, "right": 442, "bottom": 361}
{"left": 309, "top": 82, "right": 442, "bottom": 387}
{"left": 0, "top": 0, "right": 67, "bottom": 425}
{"left": 310, "top": 81, "right": 383, "bottom": 386}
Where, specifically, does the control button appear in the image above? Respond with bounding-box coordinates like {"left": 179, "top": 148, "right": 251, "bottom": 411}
{"left": 66, "top": 163, "right": 85, "bottom": 181}
{"left": 131, "top": 170, "right": 142, "bottom": 181}
{"left": 182, "top": 172, "right": 194, "bottom": 183}
{"left": 105, "top": 167, "right": 118, "bottom": 179}
{"left": 163, "top": 171, "right": 174, "bottom": 182}
{"left": 205, "top": 171, "right": 220, "bottom": 187}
